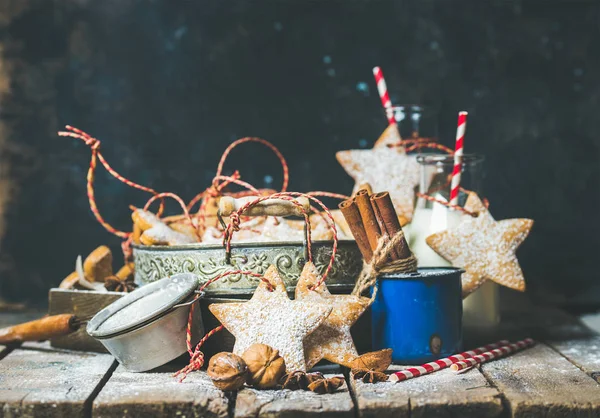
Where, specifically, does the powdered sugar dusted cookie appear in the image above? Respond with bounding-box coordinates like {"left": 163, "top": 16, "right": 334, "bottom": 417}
{"left": 426, "top": 193, "right": 533, "bottom": 297}
{"left": 295, "top": 262, "right": 369, "bottom": 369}
{"left": 132, "top": 209, "right": 197, "bottom": 246}
{"left": 336, "top": 124, "right": 420, "bottom": 222}
{"left": 209, "top": 265, "right": 332, "bottom": 372}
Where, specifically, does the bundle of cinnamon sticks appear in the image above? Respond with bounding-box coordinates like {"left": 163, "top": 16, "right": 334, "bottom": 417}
{"left": 339, "top": 189, "right": 414, "bottom": 269}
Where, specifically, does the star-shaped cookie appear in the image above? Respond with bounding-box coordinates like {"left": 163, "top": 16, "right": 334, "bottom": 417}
{"left": 425, "top": 193, "right": 533, "bottom": 297}
{"left": 336, "top": 124, "right": 420, "bottom": 221}
{"left": 209, "top": 265, "right": 332, "bottom": 372}
{"left": 295, "top": 262, "right": 370, "bottom": 369}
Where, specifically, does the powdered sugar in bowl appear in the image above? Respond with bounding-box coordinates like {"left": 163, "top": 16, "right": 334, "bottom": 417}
{"left": 87, "top": 273, "right": 204, "bottom": 372}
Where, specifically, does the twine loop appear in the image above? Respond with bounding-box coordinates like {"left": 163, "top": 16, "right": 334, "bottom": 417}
{"left": 229, "top": 211, "right": 241, "bottom": 232}
{"left": 352, "top": 231, "right": 418, "bottom": 302}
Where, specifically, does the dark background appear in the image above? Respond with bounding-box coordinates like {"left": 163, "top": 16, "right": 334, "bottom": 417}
{"left": 0, "top": 0, "right": 598, "bottom": 309}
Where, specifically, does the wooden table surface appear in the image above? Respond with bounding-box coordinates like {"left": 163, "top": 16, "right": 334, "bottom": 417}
{"left": 0, "top": 305, "right": 599, "bottom": 418}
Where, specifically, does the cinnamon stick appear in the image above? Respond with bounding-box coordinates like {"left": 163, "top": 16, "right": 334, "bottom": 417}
{"left": 357, "top": 183, "right": 373, "bottom": 196}
{"left": 0, "top": 314, "right": 79, "bottom": 345}
{"left": 355, "top": 189, "right": 382, "bottom": 252}
{"left": 371, "top": 192, "right": 412, "bottom": 261}
{"left": 339, "top": 198, "right": 373, "bottom": 261}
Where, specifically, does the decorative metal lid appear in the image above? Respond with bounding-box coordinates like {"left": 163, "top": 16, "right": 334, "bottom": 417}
{"left": 87, "top": 273, "right": 199, "bottom": 338}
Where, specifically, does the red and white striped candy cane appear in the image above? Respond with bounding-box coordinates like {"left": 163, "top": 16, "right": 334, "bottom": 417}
{"left": 372, "top": 66, "right": 395, "bottom": 125}
{"left": 449, "top": 111, "right": 468, "bottom": 206}
{"left": 451, "top": 338, "right": 535, "bottom": 371}
{"left": 389, "top": 339, "right": 510, "bottom": 382}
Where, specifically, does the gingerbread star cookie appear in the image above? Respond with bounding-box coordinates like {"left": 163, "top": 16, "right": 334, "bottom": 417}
{"left": 295, "top": 262, "right": 370, "bottom": 369}
{"left": 209, "top": 265, "right": 332, "bottom": 372}
{"left": 336, "top": 124, "right": 420, "bottom": 221}
{"left": 425, "top": 193, "right": 533, "bottom": 297}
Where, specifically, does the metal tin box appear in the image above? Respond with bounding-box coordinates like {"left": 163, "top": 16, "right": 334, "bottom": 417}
{"left": 132, "top": 240, "right": 362, "bottom": 295}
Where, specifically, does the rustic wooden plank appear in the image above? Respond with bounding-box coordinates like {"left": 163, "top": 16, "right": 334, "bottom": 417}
{"left": 480, "top": 342, "right": 600, "bottom": 418}
{"left": 547, "top": 336, "right": 600, "bottom": 383}
{"left": 464, "top": 305, "right": 596, "bottom": 350}
{"left": 0, "top": 342, "right": 116, "bottom": 418}
{"left": 48, "top": 288, "right": 123, "bottom": 353}
{"left": 349, "top": 366, "right": 502, "bottom": 418}
{"left": 235, "top": 373, "right": 354, "bottom": 418}
{"left": 93, "top": 365, "right": 229, "bottom": 418}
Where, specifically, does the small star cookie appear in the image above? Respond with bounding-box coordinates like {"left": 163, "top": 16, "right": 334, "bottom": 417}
{"left": 425, "top": 193, "right": 533, "bottom": 297}
{"left": 295, "top": 262, "right": 370, "bottom": 369}
{"left": 209, "top": 265, "right": 332, "bottom": 372}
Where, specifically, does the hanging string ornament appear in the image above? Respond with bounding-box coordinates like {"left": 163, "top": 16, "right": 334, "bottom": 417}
{"left": 426, "top": 192, "right": 533, "bottom": 297}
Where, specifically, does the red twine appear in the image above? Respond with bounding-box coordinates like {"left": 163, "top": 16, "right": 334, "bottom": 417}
{"left": 58, "top": 126, "right": 166, "bottom": 239}
{"left": 416, "top": 190, "right": 489, "bottom": 218}
{"left": 174, "top": 269, "right": 273, "bottom": 381}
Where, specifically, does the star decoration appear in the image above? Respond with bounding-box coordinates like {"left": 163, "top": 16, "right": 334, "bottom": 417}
{"left": 336, "top": 124, "right": 421, "bottom": 221}
{"left": 295, "top": 262, "right": 370, "bottom": 369}
{"left": 425, "top": 193, "right": 533, "bottom": 297}
{"left": 209, "top": 265, "right": 332, "bottom": 372}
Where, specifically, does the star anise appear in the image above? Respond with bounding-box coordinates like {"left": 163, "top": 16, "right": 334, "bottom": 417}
{"left": 307, "top": 376, "right": 345, "bottom": 394}
{"left": 348, "top": 349, "right": 393, "bottom": 372}
{"left": 104, "top": 275, "right": 137, "bottom": 293}
{"left": 279, "top": 371, "right": 324, "bottom": 390}
{"left": 351, "top": 368, "right": 388, "bottom": 383}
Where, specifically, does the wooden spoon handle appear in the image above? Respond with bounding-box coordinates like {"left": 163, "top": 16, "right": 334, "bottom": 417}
{"left": 219, "top": 196, "right": 310, "bottom": 217}
{"left": 0, "top": 314, "right": 79, "bottom": 345}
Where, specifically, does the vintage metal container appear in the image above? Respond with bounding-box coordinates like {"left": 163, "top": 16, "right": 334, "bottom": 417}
{"left": 87, "top": 273, "right": 204, "bottom": 372}
{"left": 132, "top": 240, "right": 362, "bottom": 295}
{"left": 132, "top": 239, "right": 364, "bottom": 356}
{"left": 371, "top": 267, "right": 463, "bottom": 363}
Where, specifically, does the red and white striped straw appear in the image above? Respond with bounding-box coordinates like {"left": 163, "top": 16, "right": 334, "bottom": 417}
{"left": 449, "top": 111, "right": 468, "bottom": 206}
{"left": 372, "top": 66, "right": 395, "bottom": 125}
{"left": 451, "top": 338, "right": 535, "bottom": 372}
{"left": 389, "top": 339, "right": 510, "bottom": 382}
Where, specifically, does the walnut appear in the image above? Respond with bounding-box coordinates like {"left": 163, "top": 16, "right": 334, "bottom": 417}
{"left": 307, "top": 376, "right": 345, "bottom": 394}
{"left": 280, "top": 371, "right": 324, "bottom": 390}
{"left": 241, "top": 344, "right": 286, "bottom": 389}
{"left": 207, "top": 352, "right": 248, "bottom": 391}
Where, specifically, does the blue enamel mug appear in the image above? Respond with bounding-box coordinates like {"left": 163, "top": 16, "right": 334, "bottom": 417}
{"left": 371, "top": 267, "right": 464, "bottom": 363}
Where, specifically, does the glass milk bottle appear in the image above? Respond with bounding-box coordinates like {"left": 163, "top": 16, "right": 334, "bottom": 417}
{"left": 390, "top": 105, "right": 438, "bottom": 141}
{"left": 405, "top": 154, "right": 500, "bottom": 327}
